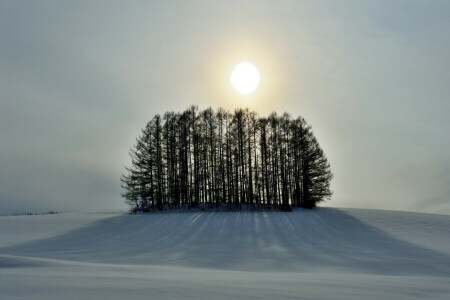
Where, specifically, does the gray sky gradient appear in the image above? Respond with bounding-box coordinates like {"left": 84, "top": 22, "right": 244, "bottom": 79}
{"left": 1, "top": 0, "right": 449, "bottom": 215}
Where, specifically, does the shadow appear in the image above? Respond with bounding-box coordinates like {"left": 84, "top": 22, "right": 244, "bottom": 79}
{"left": 1, "top": 208, "right": 449, "bottom": 276}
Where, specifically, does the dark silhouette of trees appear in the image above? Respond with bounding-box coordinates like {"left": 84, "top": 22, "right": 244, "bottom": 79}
{"left": 121, "top": 107, "right": 333, "bottom": 211}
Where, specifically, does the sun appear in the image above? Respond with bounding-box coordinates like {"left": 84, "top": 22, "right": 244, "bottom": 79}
{"left": 230, "top": 62, "right": 260, "bottom": 95}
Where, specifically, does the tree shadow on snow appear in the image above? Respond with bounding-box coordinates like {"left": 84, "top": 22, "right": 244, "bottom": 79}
{"left": 1, "top": 208, "right": 449, "bottom": 276}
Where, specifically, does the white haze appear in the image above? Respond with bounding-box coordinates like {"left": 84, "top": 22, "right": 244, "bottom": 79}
{"left": 0, "top": 0, "right": 449, "bottom": 214}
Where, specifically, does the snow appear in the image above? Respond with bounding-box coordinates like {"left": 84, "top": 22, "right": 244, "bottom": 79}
{"left": 1, "top": 208, "right": 449, "bottom": 299}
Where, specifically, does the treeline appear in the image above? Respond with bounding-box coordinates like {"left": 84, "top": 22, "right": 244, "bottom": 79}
{"left": 121, "top": 106, "right": 332, "bottom": 211}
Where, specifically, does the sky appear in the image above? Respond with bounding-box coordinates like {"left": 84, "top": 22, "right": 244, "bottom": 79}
{"left": 0, "top": 0, "right": 449, "bottom": 215}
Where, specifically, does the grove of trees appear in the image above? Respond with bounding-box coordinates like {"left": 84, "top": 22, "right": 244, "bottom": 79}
{"left": 121, "top": 106, "right": 333, "bottom": 211}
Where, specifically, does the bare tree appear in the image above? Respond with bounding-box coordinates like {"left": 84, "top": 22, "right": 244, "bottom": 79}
{"left": 121, "top": 107, "right": 333, "bottom": 211}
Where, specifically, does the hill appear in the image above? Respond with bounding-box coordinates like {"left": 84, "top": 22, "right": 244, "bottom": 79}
{"left": 1, "top": 208, "right": 449, "bottom": 299}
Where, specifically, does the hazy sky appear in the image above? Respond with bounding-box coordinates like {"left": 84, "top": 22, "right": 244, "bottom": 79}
{"left": 1, "top": 1, "right": 449, "bottom": 215}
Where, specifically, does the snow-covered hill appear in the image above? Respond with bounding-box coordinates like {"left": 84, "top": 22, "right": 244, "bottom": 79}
{"left": 1, "top": 208, "right": 449, "bottom": 299}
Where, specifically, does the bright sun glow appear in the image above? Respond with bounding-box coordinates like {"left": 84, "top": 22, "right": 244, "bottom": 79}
{"left": 230, "top": 62, "right": 260, "bottom": 94}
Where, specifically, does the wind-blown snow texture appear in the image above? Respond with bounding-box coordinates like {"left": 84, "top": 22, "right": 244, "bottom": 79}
{"left": 1, "top": 208, "right": 449, "bottom": 299}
